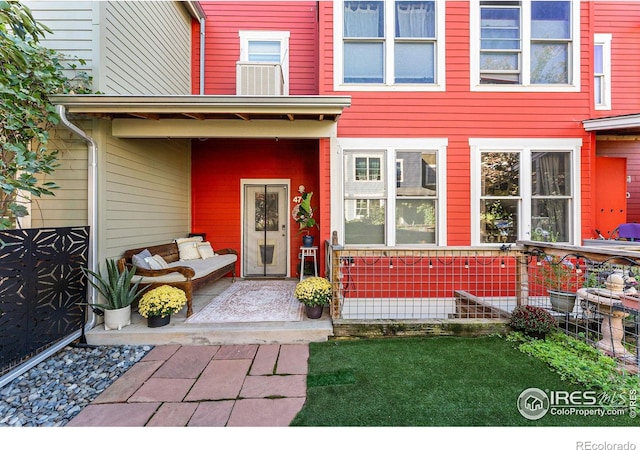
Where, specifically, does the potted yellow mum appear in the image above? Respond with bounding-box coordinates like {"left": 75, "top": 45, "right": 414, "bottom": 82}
{"left": 138, "top": 285, "right": 187, "bottom": 327}
{"left": 294, "top": 276, "right": 331, "bottom": 319}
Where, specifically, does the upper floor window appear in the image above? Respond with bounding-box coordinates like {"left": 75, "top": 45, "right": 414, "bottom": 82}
{"left": 594, "top": 33, "right": 612, "bottom": 110}
{"left": 239, "top": 30, "right": 290, "bottom": 94}
{"left": 470, "top": 0, "right": 580, "bottom": 92}
{"left": 335, "top": 0, "right": 446, "bottom": 91}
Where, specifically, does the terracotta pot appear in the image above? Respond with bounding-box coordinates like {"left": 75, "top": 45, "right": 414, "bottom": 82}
{"left": 620, "top": 294, "right": 640, "bottom": 311}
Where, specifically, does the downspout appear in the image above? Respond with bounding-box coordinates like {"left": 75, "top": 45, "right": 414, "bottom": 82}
{"left": 0, "top": 106, "right": 99, "bottom": 387}
{"left": 199, "top": 16, "right": 205, "bottom": 95}
{"left": 56, "top": 104, "right": 98, "bottom": 330}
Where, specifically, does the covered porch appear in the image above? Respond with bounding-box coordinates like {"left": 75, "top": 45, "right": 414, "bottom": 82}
{"left": 49, "top": 94, "right": 350, "bottom": 335}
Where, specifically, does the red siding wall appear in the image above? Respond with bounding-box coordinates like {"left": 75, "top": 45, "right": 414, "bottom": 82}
{"left": 590, "top": 2, "right": 640, "bottom": 232}
{"left": 191, "top": 139, "right": 320, "bottom": 277}
{"left": 189, "top": 1, "right": 639, "bottom": 248}
{"left": 593, "top": 1, "right": 640, "bottom": 116}
{"left": 597, "top": 141, "right": 640, "bottom": 223}
{"left": 319, "top": 1, "right": 596, "bottom": 244}
{"left": 192, "top": 1, "right": 318, "bottom": 95}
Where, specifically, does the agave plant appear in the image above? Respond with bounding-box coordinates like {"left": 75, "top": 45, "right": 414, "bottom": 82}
{"left": 82, "top": 259, "right": 148, "bottom": 310}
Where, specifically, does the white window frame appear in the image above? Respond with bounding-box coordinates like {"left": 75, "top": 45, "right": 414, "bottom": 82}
{"left": 333, "top": 0, "right": 446, "bottom": 92}
{"left": 239, "top": 30, "right": 290, "bottom": 94}
{"left": 339, "top": 138, "right": 448, "bottom": 246}
{"left": 469, "top": 0, "right": 581, "bottom": 92}
{"left": 470, "top": 138, "right": 582, "bottom": 246}
{"left": 594, "top": 33, "right": 612, "bottom": 111}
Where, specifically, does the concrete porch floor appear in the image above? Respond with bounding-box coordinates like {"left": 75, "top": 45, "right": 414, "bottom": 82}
{"left": 84, "top": 277, "right": 334, "bottom": 346}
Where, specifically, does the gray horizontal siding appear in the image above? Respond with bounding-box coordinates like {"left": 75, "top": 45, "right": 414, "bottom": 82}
{"left": 23, "top": 1, "right": 96, "bottom": 86}
{"left": 103, "top": 130, "right": 191, "bottom": 259}
{"left": 26, "top": 1, "right": 193, "bottom": 94}
{"left": 30, "top": 122, "right": 91, "bottom": 229}
{"left": 102, "top": 1, "right": 192, "bottom": 94}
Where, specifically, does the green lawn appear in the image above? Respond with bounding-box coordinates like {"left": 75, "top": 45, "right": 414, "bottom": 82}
{"left": 291, "top": 336, "right": 638, "bottom": 427}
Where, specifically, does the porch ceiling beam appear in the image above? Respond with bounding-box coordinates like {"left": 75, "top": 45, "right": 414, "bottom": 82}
{"left": 111, "top": 118, "right": 338, "bottom": 138}
{"left": 181, "top": 112, "right": 205, "bottom": 120}
{"left": 129, "top": 112, "right": 160, "bottom": 120}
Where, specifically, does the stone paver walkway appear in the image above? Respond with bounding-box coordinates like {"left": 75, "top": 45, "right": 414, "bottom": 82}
{"left": 66, "top": 344, "right": 308, "bottom": 427}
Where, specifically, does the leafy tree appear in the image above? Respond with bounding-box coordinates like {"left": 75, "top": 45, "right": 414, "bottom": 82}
{"left": 0, "top": 0, "right": 91, "bottom": 229}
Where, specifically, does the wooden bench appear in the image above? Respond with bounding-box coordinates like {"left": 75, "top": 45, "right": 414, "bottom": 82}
{"left": 117, "top": 242, "right": 237, "bottom": 317}
{"left": 454, "top": 290, "right": 510, "bottom": 319}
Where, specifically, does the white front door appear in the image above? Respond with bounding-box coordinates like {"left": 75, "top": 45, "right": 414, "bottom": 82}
{"left": 242, "top": 182, "right": 289, "bottom": 277}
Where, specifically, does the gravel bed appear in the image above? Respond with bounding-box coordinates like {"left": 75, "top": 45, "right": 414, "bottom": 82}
{"left": 0, "top": 344, "right": 152, "bottom": 427}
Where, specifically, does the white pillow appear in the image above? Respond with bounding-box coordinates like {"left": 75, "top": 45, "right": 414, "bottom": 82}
{"left": 145, "top": 254, "right": 169, "bottom": 270}
{"left": 132, "top": 249, "right": 152, "bottom": 269}
{"left": 197, "top": 242, "right": 216, "bottom": 260}
{"left": 178, "top": 241, "right": 201, "bottom": 261}
{"left": 175, "top": 236, "right": 203, "bottom": 246}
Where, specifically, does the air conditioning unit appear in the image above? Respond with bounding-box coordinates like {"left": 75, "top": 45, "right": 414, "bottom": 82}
{"left": 236, "top": 62, "right": 284, "bottom": 95}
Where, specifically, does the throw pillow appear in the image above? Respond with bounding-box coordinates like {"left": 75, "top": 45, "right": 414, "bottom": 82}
{"left": 175, "top": 236, "right": 203, "bottom": 246}
{"left": 132, "top": 249, "right": 152, "bottom": 269}
{"left": 178, "top": 241, "right": 201, "bottom": 261}
{"left": 145, "top": 254, "right": 169, "bottom": 270}
{"left": 197, "top": 241, "right": 216, "bottom": 260}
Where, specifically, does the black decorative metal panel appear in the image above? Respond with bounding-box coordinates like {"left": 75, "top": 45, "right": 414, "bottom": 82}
{"left": 0, "top": 227, "right": 89, "bottom": 373}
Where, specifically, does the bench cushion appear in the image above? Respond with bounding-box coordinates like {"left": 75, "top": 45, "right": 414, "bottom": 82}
{"left": 132, "top": 254, "right": 237, "bottom": 284}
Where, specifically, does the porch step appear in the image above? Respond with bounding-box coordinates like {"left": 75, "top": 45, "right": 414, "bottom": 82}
{"left": 84, "top": 278, "right": 333, "bottom": 346}
{"left": 454, "top": 290, "right": 511, "bottom": 319}
{"left": 84, "top": 314, "right": 334, "bottom": 346}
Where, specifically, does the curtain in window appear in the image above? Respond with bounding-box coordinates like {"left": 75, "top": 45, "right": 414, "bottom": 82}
{"left": 396, "top": 2, "right": 435, "bottom": 37}
{"left": 345, "top": 2, "right": 381, "bottom": 37}
{"left": 538, "top": 153, "right": 566, "bottom": 239}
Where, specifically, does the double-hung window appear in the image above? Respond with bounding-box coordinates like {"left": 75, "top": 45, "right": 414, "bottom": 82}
{"left": 341, "top": 138, "right": 447, "bottom": 246}
{"left": 335, "top": 0, "right": 445, "bottom": 90}
{"left": 594, "top": 33, "right": 612, "bottom": 110}
{"left": 471, "top": 0, "right": 580, "bottom": 91}
{"left": 470, "top": 138, "right": 581, "bottom": 246}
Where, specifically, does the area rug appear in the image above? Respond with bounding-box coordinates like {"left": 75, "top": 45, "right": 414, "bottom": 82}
{"left": 185, "top": 280, "right": 303, "bottom": 323}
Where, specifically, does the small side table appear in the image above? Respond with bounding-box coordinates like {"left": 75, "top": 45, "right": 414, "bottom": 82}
{"left": 300, "top": 246, "right": 318, "bottom": 281}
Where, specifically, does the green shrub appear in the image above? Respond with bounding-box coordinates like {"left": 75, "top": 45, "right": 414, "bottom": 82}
{"left": 506, "top": 331, "right": 639, "bottom": 414}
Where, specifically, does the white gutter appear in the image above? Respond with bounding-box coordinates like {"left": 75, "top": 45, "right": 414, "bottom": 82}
{"left": 0, "top": 107, "right": 99, "bottom": 388}
{"left": 55, "top": 104, "right": 99, "bottom": 328}
{"left": 183, "top": 1, "right": 207, "bottom": 95}
{"left": 583, "top": 113, "right": 640, "bottom": 132}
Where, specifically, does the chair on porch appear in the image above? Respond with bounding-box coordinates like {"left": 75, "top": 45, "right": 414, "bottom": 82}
{"left": 611, "top": 223, "right": 640, "bottom": 241}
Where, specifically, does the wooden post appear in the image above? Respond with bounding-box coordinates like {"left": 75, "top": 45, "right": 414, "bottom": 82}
{"left": 330, "top": 231, "right": 341, "bottom": 319}
{"left": 517, "top": 251, "right": 529, "bottom": 306}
